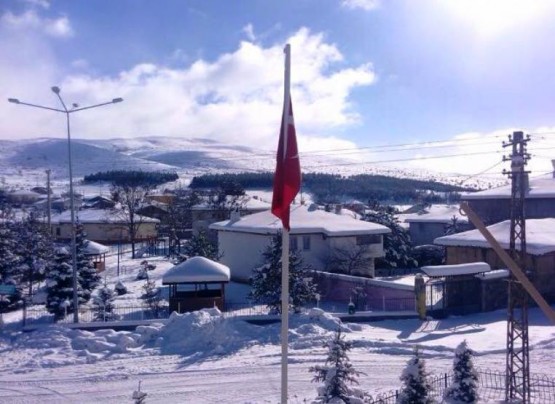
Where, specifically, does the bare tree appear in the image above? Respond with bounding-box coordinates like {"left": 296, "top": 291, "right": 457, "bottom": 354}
{"left": 326, "top": 245, "right": 374, "bottom": 277}
{"left": 111, "top": 182, "right": 154, "bottom": 258}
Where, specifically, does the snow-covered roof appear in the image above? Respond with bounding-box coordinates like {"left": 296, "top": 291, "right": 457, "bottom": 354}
{"left": 85, "top": 240, "right": 110, "bottom": 255}
{"left": 192, "top": 195, "right": 270, "bottom": 211}
{"left": 421, "top": 262, "right": 491, "bottom": 277}
{"left": 209, "top": 204, "right": 391, "bottom": 236}
{"left": 162, "top": 257, "right": 231, "bottom": 284}
{"left": 462, "top": 173, "right": 555, "bottom": 200}
{"left": 475, "top": 269, "right": 510, "bottom": 280}
{"left": 51, "top": 209, "right": 160, "bottom": 224}
{"left": 434, "top": 218, "right": 555, "bottom": 256}
{"left": 398, "top": 204, "right": 468, "bottom": 224}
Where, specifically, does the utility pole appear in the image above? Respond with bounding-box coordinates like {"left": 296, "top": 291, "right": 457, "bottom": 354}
{"left": 46, "top": 169, "right": 52, "bottom": 234}
{"left": 502, "top": 131, "right": 531, "bottom": 403}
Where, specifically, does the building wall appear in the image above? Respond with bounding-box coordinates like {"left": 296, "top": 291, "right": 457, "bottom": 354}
{"left": 54, "top": 222, "right": 158, "bottom": 244}
{"left": 445, "top": 245, "right": 555, "bottom": 303}
{"left": 313, "top": 271, "right": 415, "bottom": 311}
{"left": 217, "top": 231, "right": 272, "bottom": 282}
{"left": 217, "top": 230, "right": 385, "bottom": 282}
{"left": 465, "top": 198, "right": 555, "bottom": 225}
{"left": 409, "top": 222, "right": 447, "bottom": 246}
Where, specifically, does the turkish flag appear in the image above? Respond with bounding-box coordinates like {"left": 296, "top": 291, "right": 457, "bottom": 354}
{"left": 271, "top": 99, "right": 301, "bottom": 231}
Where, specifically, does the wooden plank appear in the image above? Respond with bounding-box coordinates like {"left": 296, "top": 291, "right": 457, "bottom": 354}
{"left": 460, "top": 202, "right": 555, "bottom": 324}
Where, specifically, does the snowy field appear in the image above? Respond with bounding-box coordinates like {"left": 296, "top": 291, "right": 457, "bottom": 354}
{"left": 0, "top": 253, "right": 554, "bottom": 403}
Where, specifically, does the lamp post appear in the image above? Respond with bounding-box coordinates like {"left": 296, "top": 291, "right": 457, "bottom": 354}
{"left": 8, "top": 88, "right": 123, "bottom": 323}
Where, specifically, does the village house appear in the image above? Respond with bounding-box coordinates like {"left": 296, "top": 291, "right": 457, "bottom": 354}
{"left": 397, "top": 204, "right": 470, "bottom": 246}
{"left": 461, "top": 162, "right": 555, "bottom": 225}
{"left": 434, "top": 218, "right": 555, "bottom": 303}
{"left": 192, "top": 195, "right": 271, "bottom": 237}
{"left": 209, "top": 204, "right": 390, "bottom": 282}
{"left": 51, "top": 209, "right": 159, "bottom": 244}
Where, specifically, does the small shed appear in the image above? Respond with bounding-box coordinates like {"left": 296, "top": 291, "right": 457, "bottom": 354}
{"left": 162, "top": 257, "right": 230, "bottom": 313}
{"left": 84, "top": 240, "right": 110, "bottom": 273}
{"left": 421, "top": 262, "right": 495, "bottom": 316}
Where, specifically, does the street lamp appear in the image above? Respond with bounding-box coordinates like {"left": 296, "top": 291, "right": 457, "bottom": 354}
{"left": 8, "top": 87, "right": 123, "bottom": 323}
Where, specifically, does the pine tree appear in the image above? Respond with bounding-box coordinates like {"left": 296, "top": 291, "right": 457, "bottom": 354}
{"left": 0, "top": 221, "right": 23, "bottom": 312}
{"left": 310, "top": 328, "right": 371, "bottom": 403}
{"left": 444, "top": 340, "right": 479, "bottom": 403}
{"left": 176, "top": 231, "right": 221, "bottom": 263}
{"left": 75, "top": 222, "right": 100, "bottom": 303}
{"left": 362, "top": 203, "right": 417, "bottom": 270}
{"left": 142, "top": 279, "right": 163, "bottom": 317}
{"left": 248, "top": 234, "right": 318, "bottom": 314}
{"left": 16, "top": 214, "right": 54, "bottom": 298}
{"left": 46, "top": 248, "right": 80, "bottom": 320}
{"left": 397, "top": 347, "right": 434, "bottom": 404}
{"left": 92, "top": 281, "right": 118, "bottom": 322}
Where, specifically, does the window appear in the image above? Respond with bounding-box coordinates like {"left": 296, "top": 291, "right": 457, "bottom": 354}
{"left": 56, "top": 227, "right": 61, "bottom": 236}
{"left": 302, "top": 235, "right": 311, "bottom": 250}
{"left": 356, "top": 234, "right": 381, "bottom": 246}
{"left": 290, "top": 236, "right": 298, "bottom": 251}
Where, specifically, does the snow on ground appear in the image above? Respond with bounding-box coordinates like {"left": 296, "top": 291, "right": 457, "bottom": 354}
{"left": 0, "top": 253, "right": 554, "bottom": 403}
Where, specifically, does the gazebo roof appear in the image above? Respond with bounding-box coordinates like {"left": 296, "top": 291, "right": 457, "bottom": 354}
{"left": 85, "top": 240, "right": 110, "bottom": 255}
{"left": 162, "top": 256, "right": 231, "bottom": 284}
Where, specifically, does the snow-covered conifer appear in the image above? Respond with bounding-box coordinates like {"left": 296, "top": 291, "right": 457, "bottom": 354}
{"left": 397, "top": 347, "right": 434, "bottom": 404}
{"left": 16, "top": 214, "right": 54, "bottom": 297}
{"left": 92, "top": 280, "right": 118, "bottom": 322}
{"left": 142, "top": 279, "right": 162, "bottom": 317}
{"left": 0, "top": 222, "right": 22, "bottom": 312}
{"left": 444, "top": 340, "right": 479, "bottom": 403}
{"left": 75, "top": 222, "right": 100, "bottom": 302}
{"left": 310, "top": 328, "right": 371, "bottom": 403}
{"left": 45, "top": 248, "right": 80, "bottom": 320}
{"left": 249, "top": 234, "right": 317, "bottom": 314}
{"left": 176, "top": 231, "right": 220, "bottom": 263}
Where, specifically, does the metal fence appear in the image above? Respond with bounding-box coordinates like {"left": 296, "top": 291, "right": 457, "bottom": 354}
{"left": 367, "top": 369, "right": 555, "bottom": 404}
{"left": 23, "top": 304, "right": 170, "bottom": 326}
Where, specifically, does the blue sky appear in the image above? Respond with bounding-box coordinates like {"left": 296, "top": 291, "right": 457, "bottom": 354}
{"left": 2, "top": 0, "right": 555, "bottom": 175}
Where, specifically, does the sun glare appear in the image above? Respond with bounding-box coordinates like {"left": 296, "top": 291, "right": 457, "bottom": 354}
{"left": 443, "top": 0, "right": 553, "bottom": 38}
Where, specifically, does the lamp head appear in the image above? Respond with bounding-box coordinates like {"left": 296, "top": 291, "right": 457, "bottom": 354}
{"left": 112, "top": 98, "right": 123, "bottom": 103}
{"left": 51, "top": 86, "right": 61, "bottom": 94}
{"left": 8, "top": 98, "right": 20, "bottom": 104}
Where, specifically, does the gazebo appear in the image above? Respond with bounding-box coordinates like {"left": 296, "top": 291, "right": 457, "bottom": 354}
{"left": 84, "top": 240, "right": 110, "bottom": 273}
{"left": 162, "top": 256, "right": 231, "bottom": 313}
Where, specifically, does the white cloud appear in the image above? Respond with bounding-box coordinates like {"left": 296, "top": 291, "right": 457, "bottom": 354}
{"left": 242, "top": 23, "right": 256, "bottom": 42}
{"left": 1, "top": 27, "right": 376, "bottom": 154}
{"left": 341, "top": 0, "right": 380, "bottom": 11}
{"left": 20, "top": 0, "right": 50, "bottom": 9}
{"left": 1, "top": 9, "right": 73, "bottom": 38}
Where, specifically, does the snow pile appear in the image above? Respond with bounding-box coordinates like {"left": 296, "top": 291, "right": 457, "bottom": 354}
{"left": 1, "top": 307, "right": 361, "bottom": 373}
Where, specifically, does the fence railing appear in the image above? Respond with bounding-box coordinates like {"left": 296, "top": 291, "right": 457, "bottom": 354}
{"left": 367, "top": 369, "right": 555, "bottom": 404}
{"left": 22, "top": 296, "right": 418, "bottom": 327}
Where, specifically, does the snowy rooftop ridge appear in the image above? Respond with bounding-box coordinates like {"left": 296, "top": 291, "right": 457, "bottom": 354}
{"left": 399, "top": 204, "right": 468, "bottom": 224}
{"left": 51, "top": 209, "right": 160, "bottom": 224}
{"left": 462, "top": 172, "right": 555, "bottom": 200}
{"left": 209, "top": 204, "right": 391, "bottom": 236}
{"left": 434, "top": 218, "right": 555, "bottom": 255}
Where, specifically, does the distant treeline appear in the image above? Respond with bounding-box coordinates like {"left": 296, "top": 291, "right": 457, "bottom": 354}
{"left": 83, "top": 170, "right": 178, "bottom": 187}
{"left": 190, "top": 172, "right": 475, "bottom": 204}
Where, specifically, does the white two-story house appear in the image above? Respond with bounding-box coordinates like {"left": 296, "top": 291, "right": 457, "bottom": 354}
{"left": 209, "top": 204, "right": 390, "bottom": 282}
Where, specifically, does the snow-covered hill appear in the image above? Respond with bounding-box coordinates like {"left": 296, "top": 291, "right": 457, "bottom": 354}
{"left": 0, "top": 136, "right": 507, "bottom": 190}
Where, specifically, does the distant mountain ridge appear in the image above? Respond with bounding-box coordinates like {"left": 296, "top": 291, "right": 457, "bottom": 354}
{"left": 0, "top": 136, "right": 506, "bottom": 190}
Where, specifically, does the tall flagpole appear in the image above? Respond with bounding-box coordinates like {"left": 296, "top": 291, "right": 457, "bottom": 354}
{"left": 280, "top": 43, "right": 291, "bottom": 404}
